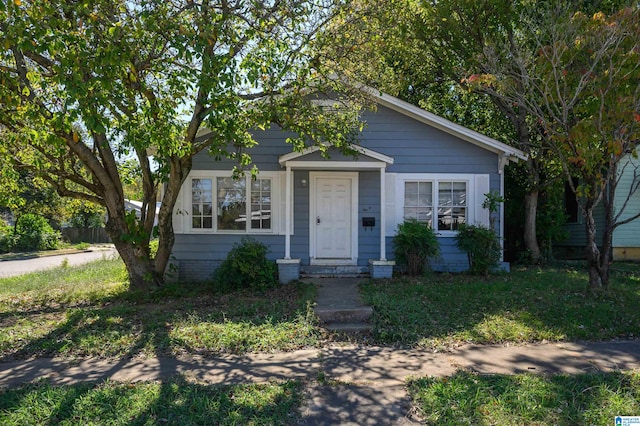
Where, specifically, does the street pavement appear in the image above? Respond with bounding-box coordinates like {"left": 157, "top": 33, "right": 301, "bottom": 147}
{"left": 0, "top": 246, "right": 118, "bottom": 278}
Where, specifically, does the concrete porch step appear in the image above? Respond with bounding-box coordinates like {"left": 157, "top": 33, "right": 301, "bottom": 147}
{"left": 300, "top": 265, "right": 370, "bottom": 278}
{"left": 325, "top": 322, "right": 373, "bottom": 333}
{"left": 315, "top": 307, "right": 373, "bottom": 324}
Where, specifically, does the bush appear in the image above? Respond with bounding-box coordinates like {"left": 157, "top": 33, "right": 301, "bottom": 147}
{"left": 12, "top": 214, "right": 62, "bottom": 252}
{"left": 213, "top": 237, "right": 277, "bottom": 291}
{"left": 454, "top": 224, "right": 501, "bottom": 275}
{"left": 393, "top": 219, "right": 440, "bottom": 276}
{"left": 0, "top": 218, "right": 11, "bottom": 253}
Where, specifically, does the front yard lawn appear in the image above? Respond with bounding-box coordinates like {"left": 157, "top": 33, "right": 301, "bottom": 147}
{"left": 2, "top": 259, "right": 639, "bottom": 360}
{"left": 360, "top": 265, "right": 640, "bottom": 349}
{"left": 0, "top": 379, "right": 302, "bottom": 425}
{"left": 408, "top": 370, "right": 640, "bottom": 425}
{"left": 0, "top": 259, "right": 320, "bottom": 360}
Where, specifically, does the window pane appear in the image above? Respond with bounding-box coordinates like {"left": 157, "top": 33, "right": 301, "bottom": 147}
{"left": 192, "top": 217, "right": 201, "bottom": 229}
{"left": 451, "top": 208, "right": 466, "bottom": 230}
{"left": 203, "top": 217, "right": 213, "bottom": 229}
{"left": 437, "top": 207, "right": 452, "bottom": 231}
{"left": 404, "top": 207, "right": 418, "bottom": 220}
{"left": 218, "top": 177, "right": 246, "bottom": 230}
{"left": 453, "top": 182, "right": 466, "bottom": 205}
{"left": 250, "top": 178, "right": 272, "bottom": 230}
{"left": 418, "top": 192, "right": 432, "bottom": 207}
{"left": 404, "top": 193, "right": 419, "bottom": 207}
{"left": 436, "top": 181, "right": 467, "bottom": 231}
{"left": 404, "top": 181, "right": 433, "bottom": 226}
{"left": 192, "top": 179, "right": 213, "bottom": 229}
{"left": 405, "top": 182, "right": 418, "bottom": 194}
{"left": 439, "top": 183, "right": 453, "bottom": 206}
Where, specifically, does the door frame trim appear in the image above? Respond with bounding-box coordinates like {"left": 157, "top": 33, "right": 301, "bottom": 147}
{"left": 309, "top": 171, "right": 358, "bottom": 265}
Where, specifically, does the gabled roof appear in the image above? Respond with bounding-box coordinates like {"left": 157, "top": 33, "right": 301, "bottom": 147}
{"left": 358, "top": 85, "right": 527, "bottom": 163}
{"left": 278, "top": 145, "right": 394, "bottom": 167}
{"left": 193, "top": 83, "right": 527, "bottom": 163}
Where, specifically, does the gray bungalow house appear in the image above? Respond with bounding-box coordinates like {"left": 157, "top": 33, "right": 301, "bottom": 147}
{"left": 169, "top": 89, "right": 526, "bottom": 282}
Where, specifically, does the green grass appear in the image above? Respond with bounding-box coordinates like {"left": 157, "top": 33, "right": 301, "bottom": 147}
{"left": 361, "top": 265, "right": 640, "bottom": 348}
{"left": 0, "top": 259, "right": 321, "bottom": 360}
{"left": 0, "top": 258, "right": 128, "bottom": 307}
{"left": 408, "top": 370, "right": 640, "bottom": 425}
{"left": 0, "top": 378, "right": 303, "bottom": 425}
{"left": 3, "top": 259, "right": 640, "bottom": 359}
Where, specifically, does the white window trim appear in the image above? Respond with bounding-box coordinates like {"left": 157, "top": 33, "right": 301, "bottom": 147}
{"left": 182, "top": 170, "right": 282, "bottom": 235}
{"left": 395, "top": 173, "right": 478, "bottom": 237}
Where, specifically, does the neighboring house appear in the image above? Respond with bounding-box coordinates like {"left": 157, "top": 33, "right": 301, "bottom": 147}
{"left": 125, "top": 199, "right": 161, "bottom": 228}
{"left": 169, "top": 89, "right": 526, "bottom": 282}
{"left": 556, "top": 151, "right": 640, "bottom": 261}
{"left": 612, "top": 153, "right": 640, "bottom": 260}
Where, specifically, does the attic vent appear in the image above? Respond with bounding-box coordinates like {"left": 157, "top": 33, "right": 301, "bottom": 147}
{"left": 310, "top": 99, "right": 346, "bottom": 111}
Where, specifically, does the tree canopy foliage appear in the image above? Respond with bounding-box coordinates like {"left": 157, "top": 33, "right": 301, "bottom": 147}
{"left": 0, "top": 0, "right": 366, "bottom": 289}
{"left": 331, "top": 0, "right": 639, "bottom": 288}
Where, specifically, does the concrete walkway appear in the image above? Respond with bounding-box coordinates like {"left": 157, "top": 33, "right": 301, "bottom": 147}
{"left": 1, "top": 341, "right": 639, "bottom": 389}
{"left": 1, "top": 341, "right": 639, "bottom": 424}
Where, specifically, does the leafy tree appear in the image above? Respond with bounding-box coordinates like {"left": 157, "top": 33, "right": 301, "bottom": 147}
{"left": 324, "top": 0, "right": 557, "bottom": 262}
{"left": 0, "top": 169, "right": 64, "bottom": 228}
{"left": 0, "top": 0, "right": 365, "bottom": 290}
{"left": 119, "top": 158, "right": 145, "bottom": 202}
{"left": 64, "top": 199, "right": 105, "bottom": 228}
{"left": 462, "top": 3, "right": 639, "bottom": 288}
{"left": 500, "top": 5, "right": 640, "bottom": 289}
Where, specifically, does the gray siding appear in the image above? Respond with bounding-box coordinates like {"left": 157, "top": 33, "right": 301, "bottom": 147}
{"left": 360, "top": 108, "right": 497, "bottom": 174}
{"left": 556, "top": 197, "right": 606, "bottom": 249}
{"left": 358, "top": 171, "right": 382, "bottom": 266}
{"left": 171, "top": 105, "right": 505, "bottom": 280}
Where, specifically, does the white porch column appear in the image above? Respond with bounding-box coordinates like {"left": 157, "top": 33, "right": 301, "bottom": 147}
{"left": 285, "top": 165, "right": 292, "bottom": 259}
{"left": 380, "top": 166, "right": 386, "bottom": 261}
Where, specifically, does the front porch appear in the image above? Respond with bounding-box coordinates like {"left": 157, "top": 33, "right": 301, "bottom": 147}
{"left": 276, "top": 146, "right": 396, "bottom": 283}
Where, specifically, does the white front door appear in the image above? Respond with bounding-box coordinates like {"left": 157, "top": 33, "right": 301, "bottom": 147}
{"left": 311, "top": 173, "right": 357, "bottom": 261}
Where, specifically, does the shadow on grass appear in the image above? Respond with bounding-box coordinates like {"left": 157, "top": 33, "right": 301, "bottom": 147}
{"left": 0, "top": 281, "right": 319, "bottom": 363}
{"left": 360, "top": 266, "right": 640, "bottom": 347}
{"left": 408, "top": 369, "right": 640, "bottom": 425}
{"left": 0, "top": 376, "right": 303, "bottom": 425}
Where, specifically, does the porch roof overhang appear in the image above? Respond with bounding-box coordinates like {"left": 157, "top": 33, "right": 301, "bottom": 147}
{"left": 278, "top": 145, "right": 394, "bottom": 170}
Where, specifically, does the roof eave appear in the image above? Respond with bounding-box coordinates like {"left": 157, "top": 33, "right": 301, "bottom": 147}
{"left": 358, "top": 85, "right": 527, "bottom": 163}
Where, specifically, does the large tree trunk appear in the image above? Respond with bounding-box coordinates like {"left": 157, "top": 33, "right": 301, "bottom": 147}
{"left": 584, "top": 206, "right": 603, "bottom": 291}
{"left": 153, "top": 156, "right": 192, "bottom": 278}
{"left": 599, "top": 171, "right": 617, "bottom": 288}
{"left": 523, "top": 188, "right": 541, "bottom": 262}
{"left": 105, "top": 215, "right": 157, "bottom": 291}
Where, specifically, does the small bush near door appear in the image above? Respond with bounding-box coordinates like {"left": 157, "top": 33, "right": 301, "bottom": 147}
{"left": 213, "top": 237, "right": 278, "bottom": 291}
{"left": 394, "top": 219, "right": 440, "bottom": 276}
{"left": 454, "top": 224, "right": 501, "bottom": 274}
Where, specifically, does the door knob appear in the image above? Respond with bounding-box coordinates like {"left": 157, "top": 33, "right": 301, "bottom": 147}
{"left": 316, "top": 216, "right": 320, "bottom": 224}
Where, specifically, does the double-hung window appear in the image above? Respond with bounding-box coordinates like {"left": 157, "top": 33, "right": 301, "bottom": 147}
{"left": 402, "top": 179, "right": 468, "bottom": 232}
{"left": 192, "top": 178, "right": 214, "bottom": 229}
{"left": 437, "top": 181, "right": 466, "bottom": 231}
{"left": 189, "top": 173, "right": 275, "bottom": 233}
